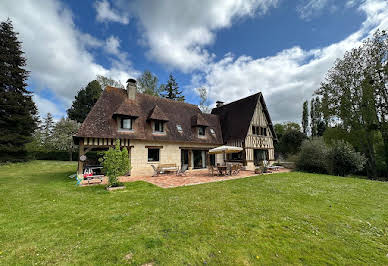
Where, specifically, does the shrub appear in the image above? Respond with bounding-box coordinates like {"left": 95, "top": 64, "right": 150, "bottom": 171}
{"left": 100, "top": 140, "right": 130, "bottom": 187}
{"left": 296, "top": 138, "right": 329, "bottom": 174}
{"left": 326, "top": 140, "right": 366, "bottom": 176}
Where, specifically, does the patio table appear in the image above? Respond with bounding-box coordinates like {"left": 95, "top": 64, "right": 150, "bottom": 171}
{"left": 217, "top": 166, "right": 228, "bottom": 175}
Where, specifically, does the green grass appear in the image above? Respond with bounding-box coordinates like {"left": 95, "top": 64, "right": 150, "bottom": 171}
{"left": 0, "top": 161, "right": 387, "bottom": 265}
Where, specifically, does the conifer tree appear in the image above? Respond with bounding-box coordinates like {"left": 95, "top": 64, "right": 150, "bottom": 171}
{"left": 160, "top": 74, "right": 185, "bottom": 101}
{"left": 0, "top": 19, "right": 37, "bottom": 161}
{"left": 302, "top": 101, "right": 309, "bottom": 135}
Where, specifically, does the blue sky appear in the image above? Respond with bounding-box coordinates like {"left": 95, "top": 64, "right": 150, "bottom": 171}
{"left": 1, "top": 0, "right": 387, "bottom": 122}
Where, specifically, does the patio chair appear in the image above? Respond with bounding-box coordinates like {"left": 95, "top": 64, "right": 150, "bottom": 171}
{"left": 208, "top": 165, "right": 216, "bottom": 176}
{"left": 151, "top": 165, "right": 160, "bottom": 177}
{"left": 176, "top": 164, "right": 188, "bottom": 176}
{"left": 226, "top": 164, "right": 232, "bottom": 175}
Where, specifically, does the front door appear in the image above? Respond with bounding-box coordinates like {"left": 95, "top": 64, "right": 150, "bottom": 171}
{"left": 193, "top": 150, "right": 206, "bottom": 169}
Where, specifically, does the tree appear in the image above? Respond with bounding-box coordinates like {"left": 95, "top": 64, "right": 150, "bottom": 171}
{"left": 316, "top": 30, "right": 388, "bottom": 178}
{"left": 302, "top": 100, "right": 309, "bottom": 135}
{"left": 100, "top": 140, "right": 130, "bottom": 187}
{"left": 96, "top": 75, "right": 124, "bottom": 89}
{"left": 51, "top": 118, "right": 80, "bottom": 161}
{"left": 160, "top": 74, "right": 185, "bottom": 101}
{"left": 310, "top": 98, "right": 317, "bottom": 137}
{"left": 197, "top": 87, "right": 211, "bottom": 113}
{"left": 137, "top": 70, "right": 160, "bottom": 96}
{"left": 41, "top": 113, "right": 55, "bottom": 149}
{"left": 67, "top": 80, "right": 102, "bottom": 123}
{"left": 0, "top": 19, "right": 38, "bottom": 161}
{"left": 278, "top": 129, "right": 307, "bottom": 156}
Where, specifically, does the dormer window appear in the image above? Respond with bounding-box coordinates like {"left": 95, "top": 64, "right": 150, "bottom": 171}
{"left": 198, "top": 126, "right": 206, "bottom": 136}
{"left": 120, "top": 118, "right": 133, "bottom": 130}
{"left": 154, "top": 120, "right": 164, "bottom": 133}
{"left": 176, "top": 124, "right": 183, "bottom": 132}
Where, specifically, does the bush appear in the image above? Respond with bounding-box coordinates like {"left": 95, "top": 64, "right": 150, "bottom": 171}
{"left": 99, "top": 140, "right": 130, "bottom": 187}
{"left": 296, "top": 138, "right": 329, "bottom": 174}
{"left": 326, "top": 140, "right": 366, "bottom": 176}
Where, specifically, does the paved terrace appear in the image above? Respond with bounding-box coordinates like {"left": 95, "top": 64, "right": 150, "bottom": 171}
{"left": 81, "top": 168, "right": 291, "bottom": 188}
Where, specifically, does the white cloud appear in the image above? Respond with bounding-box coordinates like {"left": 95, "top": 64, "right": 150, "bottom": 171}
{"left": 33, "top": 95, "right": 65, "bottom": 118}
{"left": 0, "top": 0, "right": 138, "bottom": 118}
{"left": 296, "top": 0, "right": 331, "bottom": 20}
{"left": 194, "top": 0, "right": 388, "bottom": 123}
{"left": 117, "top": 0, "right": 279, "bottom": 72}
{"left": 94, "top": 0, "right": 129, "bottom": 24}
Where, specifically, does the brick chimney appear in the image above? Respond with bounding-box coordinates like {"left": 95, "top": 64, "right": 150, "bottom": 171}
{"left": 126, "top": 78, "right": 136, "bottom": 100}
{"left": 216, "top": 101, "right": 224, "bottom": 108}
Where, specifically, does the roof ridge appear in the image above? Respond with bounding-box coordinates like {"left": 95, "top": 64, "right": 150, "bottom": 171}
{"left": 214, "top": 92, "right": 261, "bottom": 109}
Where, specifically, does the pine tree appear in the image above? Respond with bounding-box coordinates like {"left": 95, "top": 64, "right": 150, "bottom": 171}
{"left": 67, "top": 80, "right": 102, "bottom": 123}
{"left": 302, "top": 100, "right": 309, "bottom": 135}
{"left": 0, "top": 19, "right": 38, "bottom": 161}
{"left": 41, "top": 113, "right": 55, "bottom": 149}
{"left": 310, "top": 98, "right": 317, "bottom": 137}
{"left": 160, "top": 74, "right": 185, "bottom": 101}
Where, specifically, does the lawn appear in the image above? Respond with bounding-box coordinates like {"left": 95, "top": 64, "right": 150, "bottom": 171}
{"left": 0, "top": 161, "right": 387, "bottom": 265}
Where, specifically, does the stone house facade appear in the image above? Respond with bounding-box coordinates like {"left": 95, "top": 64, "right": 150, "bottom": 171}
{"left": 73, "top": 79, "right": 277, "bottom": 176}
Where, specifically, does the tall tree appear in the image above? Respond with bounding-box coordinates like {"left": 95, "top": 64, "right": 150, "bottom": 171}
{"left": 197, "top": 87, "right": 211, "bottom": 113}
{"left": 0, "top": 19, "right": 38, "bottom": 161}
{"left": 310, "top": 98, "right": 317, "bottom": 137}
{"left": 41, "top": 113, "right": 55, "bottom": 149}
{"left": 302, "top": 100, "right": 309, "bottom": 135}
{"left": 160, "top": 74, "right": 185, "bottom": 101}
{"left": 67, "top": 80, "right": 102, "bottom": 123}
{"left": 52, "top": 118, "right": 80, "bottom": 161}
{"left": 316, "top": 30, "right": 388, "bottom": 178}
{"left": 96, "top": 75, "right": 124, "bottom": 89}
{"left": 137, "top": 70, "right": 160, "bottom": 96}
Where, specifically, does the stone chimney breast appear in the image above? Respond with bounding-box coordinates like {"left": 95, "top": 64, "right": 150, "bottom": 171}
{"left": 126, "top": 78, "right": 136, "bottom": 100}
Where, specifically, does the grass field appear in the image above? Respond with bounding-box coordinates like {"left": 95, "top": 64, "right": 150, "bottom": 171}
{"left": 0, "top": 161, "right": 387, "bottom": 265}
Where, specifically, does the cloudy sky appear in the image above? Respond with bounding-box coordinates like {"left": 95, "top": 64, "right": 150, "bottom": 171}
{"left": 0, "top": 0, "right": 387, "bottom": 123}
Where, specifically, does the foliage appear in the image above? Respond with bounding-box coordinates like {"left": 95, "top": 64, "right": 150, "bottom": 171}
{"left": 96, "top": 75, "right": 124, "bottom": 89}
{"left": 316, "top": 29, "right": 388, "bottom": 179}
{"left": 326, "top": 140, "right": 367, "bottom": 177}
{"left": 296, "top": 138, "right": 329, "bottom": 174}
{"left": 100, "top": 140, "right": 130, "bottom": 187}
{"left": 137, "top": 70, "right": 160, "bottom": 96}
{"left": 1, "top": 161, "right": 388, "bottom": 264}
{"left": 67, "top": 80, "right": 102, "bottom": 123}
{"left": 41, "top": 113, "right": 55, "bottom": 149}
{"left": 51, "top": 118, "right": 80, "bottom": 161}
{"left": 278, "top": 129, "right": 307, "bottom": 156}
{"left": 159, "top": 73, "right": 185, "bottom": 101}
{"left": 197, "top": 87, "right": 211, "bottom": 113}
{"left": 302, "top": 100, "right": 309, "bottom": 135}
{"left": 0, "top": 19, "right": 38, "bottom": 162}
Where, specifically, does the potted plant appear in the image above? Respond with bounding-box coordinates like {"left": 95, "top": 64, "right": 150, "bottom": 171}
{"left": 99, "top": 140, "right": 130, "bottom": 191}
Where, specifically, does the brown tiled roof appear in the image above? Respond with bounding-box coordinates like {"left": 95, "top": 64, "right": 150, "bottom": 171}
{"left": 211, "top": 92, "right": 277, "bottom": 142}
{"left": 191, "top": 113, "right": 210, "bottom": 127}
{"left": 147, "top": 105, "right": 169, "bottom": 121}
{"left": 114, "top": 99, "right": 141, "bottom": 117}
{"left": 75, "top": 86, "right": 223, "bottom": 145}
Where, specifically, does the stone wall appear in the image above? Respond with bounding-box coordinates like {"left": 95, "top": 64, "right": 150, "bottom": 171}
{"left": 129, "top": 140, "right": 217, "bottom": 176}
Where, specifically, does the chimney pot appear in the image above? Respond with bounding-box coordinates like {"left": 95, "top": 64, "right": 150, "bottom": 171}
{"left": 216, "top": 101, "right": 224, "bottom": 108}
{"left": 126, "top": 78, "right": 137, "bottom": 100}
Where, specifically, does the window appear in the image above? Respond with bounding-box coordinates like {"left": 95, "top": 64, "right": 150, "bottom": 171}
{"left": 198, "top": 126, "right": 205, "bottom": 136}
{"left": 176, "top": 124, "right": 183, "bottom": 132}
{"left": 148, "top": 148, "right": 160, "bottom": 162}
{"left": 121, "top": 118, "right": 132, "bottom": 130}
{"left": 252, "top": 126, "right": 256, "bottom": 135}
{"left": 210, "top": 128, "right": 215, "bottom": 134}
{"left": 261, "top": 127, "right": 267, "bottom": 136}
{"left": 154, "top": 120, "right": 164, "bottom": 132}
{"left": 252, "top": 126, "right": 267, "bottom": 136}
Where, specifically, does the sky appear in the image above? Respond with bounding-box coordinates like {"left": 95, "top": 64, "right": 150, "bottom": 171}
{"left": 0, "top": 0, "right": 387, "bottom": 123}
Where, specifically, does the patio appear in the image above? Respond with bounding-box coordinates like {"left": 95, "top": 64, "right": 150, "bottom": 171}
{"left": 80, "top": 168, "right": 291, "bottom": 188}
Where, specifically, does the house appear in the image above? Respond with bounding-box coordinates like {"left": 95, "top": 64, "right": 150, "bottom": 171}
{"left": 73, "top": 79, "right": 277, "bottom": 176}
